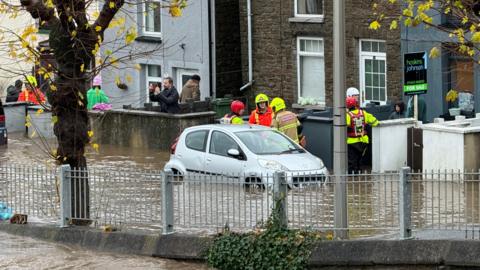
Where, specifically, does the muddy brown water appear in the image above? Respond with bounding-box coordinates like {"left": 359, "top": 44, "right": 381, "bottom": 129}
{"left": 0, "top": 134, "right": 208, "bottom": 269}
{"left": 0, "top": 231, "right": 207, "bottom": 270}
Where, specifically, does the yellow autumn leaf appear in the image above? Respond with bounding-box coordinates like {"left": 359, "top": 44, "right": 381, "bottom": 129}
{"left": 115, "top": 76, "right": 121, "bottom": 85}
{"left": 125, "top": 28, "right": 137, "bottom": 45}
{"left": 109, "top": 1, "right": 115, "bottom": 9}
{"left": 50, "top": 84, "right": 57, "bottom": 91}
{"left": 369, "top": 20, "right": 381, "bottom": 30}
{"left": 169, "top": 6, "right": 182, "bottom": 17}
{"left": 52, "top": 115, "right": 58, "bottom": 124}
{"left": 80, "top": 63, "right": 85, "bottom": 72}
{"left": 71, "top": 30, "right": 77, "bottom": 38}
{"left": 95, "top": 25, "right": 102, "bottom": 32}
{"left": 88, "top": 131, "right": 94, "bottom": 138}
{"left": 36, "top": 108, "right": 44, "bottom": 115}
{"left": 134, "top": 64, "right": 141, "bottom": 71}
{"left": 472, "top": 32, "right": 480, "bottom": 43}
{"left": 92, "top": 143, "right": 99, "bottom": 152}
{"left": 21, "top": 40, "right": 29, "bottom": 48}
{"left": 389, "top": 20, "right": 398, "bottom": 30}
{"left": 429, "top": 46, "right": 440, "bottom": 58}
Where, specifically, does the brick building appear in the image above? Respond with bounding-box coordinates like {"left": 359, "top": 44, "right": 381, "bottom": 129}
{"left": 239, "top": 0, "right": 402, "bottom": 109}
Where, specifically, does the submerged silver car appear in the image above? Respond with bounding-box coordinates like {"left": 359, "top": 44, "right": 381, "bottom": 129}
{"left": 165, "top": 124, "right": 328, "bottom": 185}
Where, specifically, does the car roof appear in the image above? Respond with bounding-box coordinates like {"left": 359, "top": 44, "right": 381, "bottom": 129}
{"left": 184, "top": 124, "right": 271, "bottom": 134}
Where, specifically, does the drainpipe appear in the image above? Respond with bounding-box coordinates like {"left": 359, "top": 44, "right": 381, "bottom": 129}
{"left": 240, "top": 0, "right": 254, "bottom": 91}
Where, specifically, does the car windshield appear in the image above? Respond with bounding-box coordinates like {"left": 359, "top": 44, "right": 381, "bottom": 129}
{"left": 235, "top": 130, "right": 304, "bottom": 155}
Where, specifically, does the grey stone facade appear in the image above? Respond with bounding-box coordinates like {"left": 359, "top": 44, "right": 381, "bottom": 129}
{"left": 100, "top": 0, "right": 241, "bottom": 109}
{"left": 238, "top": 0, "right": 402, "bottom": 108}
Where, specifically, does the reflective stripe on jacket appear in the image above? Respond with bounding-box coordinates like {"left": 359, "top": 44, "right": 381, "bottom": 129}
{"left": 248, "top": 107, "right": 273, "bottom": 127}
{"left": 222, "top": 114, "right": 244, "bottom": 125}
{"left": 271, "top": 110, "right": 300, "bottom": 143}
{"left": 346, "top": 109, "right": 378, "bottom": 144}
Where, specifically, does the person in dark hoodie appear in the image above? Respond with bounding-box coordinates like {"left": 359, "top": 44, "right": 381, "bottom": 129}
{"left": 389, "top": 101, "right": 405, "bottom": 120}
{"left": 149, "top": 77, "right": 180, "bottom": 113}
{"left": 179, "top": 74, "right": 200, "bottom": 103}
{"left": 6, "top": 80, "right": 22, "bottom": 102}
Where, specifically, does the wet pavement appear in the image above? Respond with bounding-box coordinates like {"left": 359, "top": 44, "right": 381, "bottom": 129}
{"left": 0, "top": 231, "right": 207, "bottom": 270}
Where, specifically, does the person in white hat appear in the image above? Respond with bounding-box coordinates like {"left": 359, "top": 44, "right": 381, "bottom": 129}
{"left": 346, "top": 87, "right": 361, "bottom": 111}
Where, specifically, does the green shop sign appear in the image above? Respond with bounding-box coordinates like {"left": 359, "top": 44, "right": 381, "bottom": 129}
{"left": 404, "top": 52, "right": 428, "bottom": 95}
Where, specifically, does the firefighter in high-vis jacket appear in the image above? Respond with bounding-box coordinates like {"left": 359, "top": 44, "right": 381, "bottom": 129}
{"left": 248, "top": 93, "right": 273, "bottom": 127}
{"left": 222, "top": 100, "right": 245, "bottom": 124}
{"left": 270, "top": 97, "right": 306, "bottom": 147}
{"left": 346, "top": 96, "right": 379, "bottom": 173}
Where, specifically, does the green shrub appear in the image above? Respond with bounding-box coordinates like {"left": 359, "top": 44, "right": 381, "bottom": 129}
{"left": 206, "top": 202, "right": 325, "bottom": 270}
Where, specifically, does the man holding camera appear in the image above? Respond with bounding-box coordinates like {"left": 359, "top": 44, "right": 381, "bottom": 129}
{"left": 149, "top": 77, "right": 180, "bottom": 114}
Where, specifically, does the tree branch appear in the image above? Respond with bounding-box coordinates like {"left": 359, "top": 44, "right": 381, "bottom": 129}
{"left": 19, "top": 0, "right": 58, "bottom": 24}
{"left": 93, "top": 0, "right": 124, "bottom": 36}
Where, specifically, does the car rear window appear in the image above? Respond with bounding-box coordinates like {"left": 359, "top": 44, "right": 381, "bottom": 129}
{"left": 185, "top": 130, "right": 208, "bottom": 152}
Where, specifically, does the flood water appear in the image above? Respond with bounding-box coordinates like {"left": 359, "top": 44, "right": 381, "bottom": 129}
{"left": 0, "top": 231, "right": 206, "bottom": 270}
{"left": 0, "top": 132, "right": 169, "bottom": 169}
{"left": 0, "top": 134, "right": 208, "bottom": 269}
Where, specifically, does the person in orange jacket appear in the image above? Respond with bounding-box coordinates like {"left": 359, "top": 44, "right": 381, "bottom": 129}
{"left": 248, "top": 93, "right": 273, "bottom": 127}
{"left": 17, "top": 76, "right": 46, "bottom": 105}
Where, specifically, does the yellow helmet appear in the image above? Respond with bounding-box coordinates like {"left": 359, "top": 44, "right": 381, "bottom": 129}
{"left": 270, "top": 97, "right": 286, "bottom": 113}
{"left": 255, "top": 93, "right": 269, "bottom": 105}
{"left": 26, "top": 75, "right": 37, "bottom": 87}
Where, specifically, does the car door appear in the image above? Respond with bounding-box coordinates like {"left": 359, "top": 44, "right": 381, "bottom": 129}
{"left": 180, "top": 129, "right": 209, "bottom": 173}
{"left": 205, "top": 131, "right": 246, "bottom": 176}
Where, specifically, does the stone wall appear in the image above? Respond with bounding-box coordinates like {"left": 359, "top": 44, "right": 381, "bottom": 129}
{"left": 238, "top": 0, "right": 402, "bottom": 108}
{"left": 88, "top": 110, "right": 216, "bottom": 150}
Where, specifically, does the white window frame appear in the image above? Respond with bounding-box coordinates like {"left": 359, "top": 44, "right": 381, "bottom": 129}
{"left": 145, "top": 64, "right": 162, "bottom": 102}
{"left": 142, "top": 1, "right": 162, "bottom": 37}
{"left": 294, "top": 0, "right": 324, "bottom": 19}
{"left": 296, "top": 37, "right": 325, "bottom": 106}
{"left": 359, "top": 39, "right": 387, "bottom": 105}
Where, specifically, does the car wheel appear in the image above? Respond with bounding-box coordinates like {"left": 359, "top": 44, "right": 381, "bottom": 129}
{"left": 171, "top": 168, "right": 183, "bottom": 182}
{"left": 244, "top": 177, "right": 265, "bottom": 191}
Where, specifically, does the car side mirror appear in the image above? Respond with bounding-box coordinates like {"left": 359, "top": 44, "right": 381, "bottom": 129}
{"left": 227, "top": 148, "right": 240, "bottom": 157}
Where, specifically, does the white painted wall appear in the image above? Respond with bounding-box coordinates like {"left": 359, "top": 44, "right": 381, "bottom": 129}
{"left": 372, "top": 119, "right": 415, "bottom": 172}
{"left": 423, "top": 129, "right": 464, "bottom": 172}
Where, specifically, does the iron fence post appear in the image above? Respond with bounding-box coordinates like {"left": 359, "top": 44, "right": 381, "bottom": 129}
{"left": 59, "top": 165, "right": 71, "bottom": 228}
{"left": 399, "top": 167, "right": 412, "bottom": 239}
{"left": 162, "top": 169, "right": 174, "bottom": 234}
{"left": 273, "top": 171, "right": 288, "bottom": 228}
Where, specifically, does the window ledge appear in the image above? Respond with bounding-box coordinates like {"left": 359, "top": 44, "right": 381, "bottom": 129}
{"left": 135, "top": 35, "right": 163, "bottom": 43}
{"left": 288, "top": 17, "right": 324, "bottom": 24}
{"left": 292, "top": 103, "right": 326, "bottom": 111}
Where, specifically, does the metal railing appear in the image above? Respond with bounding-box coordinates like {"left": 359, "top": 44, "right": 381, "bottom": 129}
{"left": 60, "top": 165, "right": 163, "bottom": 231}
{"left": 0, "top": 164, "right": 59, "bottom": 223}
{"left": 5, "top": 163, "right": 480, "bottom": 239}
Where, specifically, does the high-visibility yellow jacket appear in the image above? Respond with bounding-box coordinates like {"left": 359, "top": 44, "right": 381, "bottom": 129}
{"left": 346, "top": 109, "right": 378, "bottom": 144}
{"left": 222, "top": 114, "right": 244, "bottom": 124}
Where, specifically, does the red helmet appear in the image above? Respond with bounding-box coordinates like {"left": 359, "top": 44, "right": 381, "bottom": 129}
{"left": 231, "top": 100, "right": 245, "bottom": 115}
{"left": 346, "top": 96, "right": 358, "bottom": 109}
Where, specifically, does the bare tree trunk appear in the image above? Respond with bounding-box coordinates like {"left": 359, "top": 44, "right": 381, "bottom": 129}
{"left": 48, "top": 20, "right": 94, "bottom": 225}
